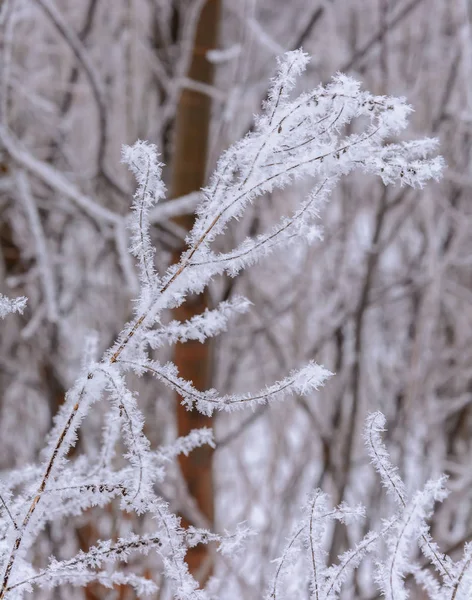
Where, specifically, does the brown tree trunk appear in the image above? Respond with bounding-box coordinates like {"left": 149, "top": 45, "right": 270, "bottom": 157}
{"left": 170, "top": 0, "right": 220, "bottom": 583}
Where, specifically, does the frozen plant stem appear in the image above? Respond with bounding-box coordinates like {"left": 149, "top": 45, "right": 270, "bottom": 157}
{"left": 0, "top": 49, "right": 444, "bottom": 598}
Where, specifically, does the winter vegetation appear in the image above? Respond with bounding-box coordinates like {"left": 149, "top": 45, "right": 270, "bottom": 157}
{"left": 0, "top": 1, "right": 471, "bottom": 599}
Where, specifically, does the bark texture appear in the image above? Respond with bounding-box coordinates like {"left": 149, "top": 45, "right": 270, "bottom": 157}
{"left": 170, "top": 0, "right": 221, "bottom": 582}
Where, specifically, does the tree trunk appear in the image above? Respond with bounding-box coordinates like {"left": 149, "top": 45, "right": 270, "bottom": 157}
{"left": 170, "top": 0, "right": 220, "bottom": 583}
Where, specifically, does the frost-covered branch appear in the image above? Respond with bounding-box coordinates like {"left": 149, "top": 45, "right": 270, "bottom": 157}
{"left": 0, "top": 49, "right": 450, "bottom": 600}
{"left": 0, "top": 294, "right": 26, "bottom": 319}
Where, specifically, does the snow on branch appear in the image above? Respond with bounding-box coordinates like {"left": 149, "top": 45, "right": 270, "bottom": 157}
{"left": 156, "top": 428, "right": 215, "bottom": 462}
{"left": 145, "top": 296, "right": 251, "bottom": 348}
{"left": 0, "top": 49, "right": 451, "bottom": 600}
{"left": 120, "top": 358, "right": 332, "bottom": 416}
{"left": 0, "top": 294, "right": 27, "bottom": 319}
{"left": 376, "top": 478, "right": 449, "bottom": 600}
{"left": 263, "top": 413, "right": 461, "bottom": 600}
{"left": 364, "top": 411, "right": 408, "bottom": 506}
{"left": 122, "top": 141, "right": 166, "bottom": 288}
{"left": 8, "top": 534, "right": 162, "bottom": 596}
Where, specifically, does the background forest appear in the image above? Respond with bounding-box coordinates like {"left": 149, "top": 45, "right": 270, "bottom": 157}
{"left": 0, "top": 0, "right": 471, "bottom": 598}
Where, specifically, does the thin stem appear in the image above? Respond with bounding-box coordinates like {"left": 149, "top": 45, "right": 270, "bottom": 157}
{"left": 0, "top": 384, "right": 87, "bottom": 598}
{"left": 0, "top": 493, "right": 18, "bottom": 531}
